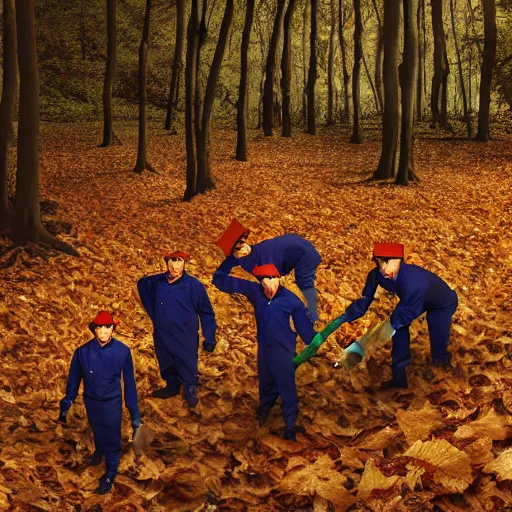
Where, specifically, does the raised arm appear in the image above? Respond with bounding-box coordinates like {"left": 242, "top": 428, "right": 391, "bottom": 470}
{"left": 212, "top": 256, "right": 259, "bottom": 302}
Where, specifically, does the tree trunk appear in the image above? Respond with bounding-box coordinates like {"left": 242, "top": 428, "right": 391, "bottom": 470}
{"left": 80, "top": 0, "right": 87, "bottom": 60}
{"left": 430, "top": 0, "right": 450, "bottom": 129}
{"left": 184, "top": 0, "right": 199, "bottom": 201}
{"left": 12, "top": 0, "right": 77, "bottom": 255}
{"left": 263, "top": 0, "right": 286, "bottom": 136}
{"left": 327, "top": 0, "right": 336, "bottom": 125}
{"left": 416, "top": 0, "right": 423, "bottom": 120}
{"left": 196, "top": 0, "right": 234, "bottom": 194}
{"left": 373, "top": 0, "right": 400, "bottom": 180}
{"left": 396, "top": 0, "right": 420, "bottom": 185}
{"left": 362, "top": 50, "right": 381, "bottom": 113}
{"left": 350, "top": 0, "right": 362, "bottom": 142}
{"left": 450, "top": 0, "right": 471, "bottom": 137}
{"left": 0, "top": 0, "right": 17, "bottom": 229}
{"left": 307, "top": 0, "right": 317, "bottom": 134}
{"left": 236, "top": 0, "right": 255, "bottom": 159}
{"left": 302, "top": 0, "right": 309, "bottom": 126}
{"left": 100, "top": 0, "right": 118, "bottom": 147}
{"left": 371, "top": 0, "right": 384, "bottom": 113}
{"left": 282, "top": 0, "right": 297, "bottom": 136}
{"left": 165, "top": 0, "right": 185, "bottom": 132}
{"left": 475, "top": 0, "right": 496, "bottom": 142}
{"left": 133, "top": 0, "right": 156, "bottom": 174}
{"left": 339, "top": 0, "right": 350, "bottom": 123}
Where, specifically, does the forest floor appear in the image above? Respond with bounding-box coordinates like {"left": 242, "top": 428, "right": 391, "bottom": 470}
{"left": 1, "top": 121, "right": 512, "bottom": 511}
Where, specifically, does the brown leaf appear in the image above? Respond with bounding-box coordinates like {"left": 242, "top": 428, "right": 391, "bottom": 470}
{"left": 483, "top": 448, "right": 512, "bottom": 481}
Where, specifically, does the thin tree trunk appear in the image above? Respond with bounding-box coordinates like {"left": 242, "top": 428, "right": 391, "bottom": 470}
{"left": 371, "top": 0, "right": 384, "bottom": 112}
{"left": 351, "top": 0, "right": 362, "bottom": 142}
{"left": 362, "top": 50, "right": 380, "bottom": 113}
{"left": 327, "top": 0, "right": 336, "bottom": 125}
{"left": 13, "top": 0, "right": 77, "bottom": 255}
{"left": 396, "top": 0, "right": 420, "bottom": 185}
{"left": 263, "top": 0, "right": 287, "bottom": 136}
{"left": 282, "top": 0, "right": 297, "bottom": 136}
{"left": 165, "top": 0, "right": 185, "bottom": 132}
{"left": 100, "top": 0, "right": 119, "bottom": 147}
{"left": 430, "top": 0, "right": 449, "bottom": 129}
{"left": 475, "top": 0, "right": 496, "bottom": 141}
{"left": 302, "top": 0, "right": 309, "bottom": 126}
{"left": 236, "top": 0, "right": 255, "bottom": 159}
{"left": 196, "top": 0, "right": 234, "bottom": 194}
{"left": 307, "top": 0, "right": 317, "bottom": 134}
{"left": 373, "top": 0, "right": 400, "bottom": 180}
{"left": 0, "top": 0, "right": 17, "bottom": 229}
{"left": 422, "top": 0, "right": 427, "bottom": 97}
{"left": 134, "top": 0, "right": 156, "bottom": 174}
{"left": 80, "top": 0, "right": 87, "bottom": 60}
{"left": 255, "top": 23, "right": 266, "bottom": 130}
{"left": 450, "top": 0, "right": 471, "bottom": 137}
{"left": 339, "top": 0, "right": 350, "bottom": 123}
{"left": 184, "top": 0, "right": 199, "bottom": 201}
{"left": 416, "top": 0, "right": 423, "bottom": 120}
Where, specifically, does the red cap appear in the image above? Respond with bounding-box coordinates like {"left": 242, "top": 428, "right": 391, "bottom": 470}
{"left": 215, "top": 219, "right": 250, "bottom": 256}
{"left": 89, "top": 311, "right": 118, "bottom": 334}
{"left": 373, "top": 243, "right": 404, "bottom": 259}
{"left": 253, "top": 264, "right": 280, "bottom": 278}
{"left": 164, "top": 251, "right": 190, "bottom": 262}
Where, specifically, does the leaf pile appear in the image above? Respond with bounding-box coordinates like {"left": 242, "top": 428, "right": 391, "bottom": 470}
{"left": 0, "top": 122, "right": 511, "bottom": 511}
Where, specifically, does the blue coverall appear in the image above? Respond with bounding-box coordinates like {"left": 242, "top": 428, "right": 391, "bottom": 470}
{"left": 213, "top": 256, "right": 316, "bottom": 429}
{"left": 345, "top": 262, "right": 458, "bottom": 387}
{"left": 137, "top": 272, "right": 216, "bottom": 392}
{"left": 235, "top": 234, "right": 322, "bottom": 322}
{"left": 60, "top": 337, "right": 140, "bottom": 480}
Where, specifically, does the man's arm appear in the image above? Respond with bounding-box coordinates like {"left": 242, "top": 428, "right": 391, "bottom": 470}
{"left": 59, "top": 349, "right": 83, "bottom": 422}
{"left": 344, "top": 268, "right": 379, "bottom": 322}
{"left": 291, "top": 304, "right": 317, "bottom": 346}
{"left": 390, "top": 287, "right": 423, "bottom": 331}
{"left": 212, "top": 256, "right": 258, "bottom": 302}
{"left": 122, "top": 350, "right": 141, "bottom": 428}
{"left": 195, "top": 283, "right": 217, "bottom": 351}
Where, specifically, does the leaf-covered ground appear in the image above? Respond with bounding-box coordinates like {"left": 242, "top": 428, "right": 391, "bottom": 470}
{"left": 1, "top": 122, "right": 512, "bottom": 511}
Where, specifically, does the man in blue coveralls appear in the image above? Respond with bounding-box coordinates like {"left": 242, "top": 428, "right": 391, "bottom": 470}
{"left": 215, "top": 219, "right": 322, "bottom": 323}
{"left": 339, "top": 243, "right": 458, "bottom": 389}
{"left": 58, "top": 311, "right": 141, "bottom": 495}
{"left": 136, "top": 251, "right": 216, "bottom": 406}
{"left": 213, "top": 258, "right": 317, "bottom": 441}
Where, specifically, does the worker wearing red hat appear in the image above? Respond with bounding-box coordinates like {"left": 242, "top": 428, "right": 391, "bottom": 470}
{"left": 213, "top": 257, "right": 316, "bottom": 441}
{"left": 334, "top": 243, "right": 458, "bottom": 388}
{"left": 215, "top": 219, "right": 322, "bottom": 322}
{"left": 58, "top": 311, "right": 141, "bottom": 495}
{"left": 136, "top": 251, "right": 216, "bottom": 406}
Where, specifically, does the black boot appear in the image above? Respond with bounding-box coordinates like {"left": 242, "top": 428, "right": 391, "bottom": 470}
{"left": 283, "top": 427, "right": 296, "bottom": 441}
{"left": 256, "top": 406, "right": 272, "bottom": 426}
{"left": 184, "top": 384, "right": 198, "bottom": 408}
{"left": 380, "top": 379, "right": 408, "bottom": 390}
{"left": 151, "top": 385, "right": 180, "bottom": 399}
{"left": 95, "top": 475, "right": 113, "bottom": 495}
{"left": 88, "top": 451, "right": 103, "bottom": 466}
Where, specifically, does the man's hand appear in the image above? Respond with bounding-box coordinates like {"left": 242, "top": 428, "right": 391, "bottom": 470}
{"left": 132, "top": 419, "right": 142, "bottom": 441}
{"left": 203, "top": 341, "right": 215, "bottom": 353}
{"left": 58, "top": 411, "right": 67, "bottom": 424}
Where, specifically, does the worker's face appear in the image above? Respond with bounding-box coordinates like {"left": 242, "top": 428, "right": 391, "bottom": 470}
{"left": 95, "top": 324, "right": 114, "bottom": 344}
{"left": 233, "top": 236, "right": 251, "bottom": 258}
{"left": 376, "top": 258, "right": 401, "bottom": 279}
{"left": 167, "top": 257, "right": 185, "bottom": 281}
{"left": 262, "top": 277, "right": 279, "bottom": 299}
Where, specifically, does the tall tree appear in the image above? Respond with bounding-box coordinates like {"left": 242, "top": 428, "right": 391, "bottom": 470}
{"left": 475, "top": 0, "right": 496, "bottom": 141}
{"left": 350, "top": 0, "right": 363, "bottom": 142}
{"left": 339, "top": 0, "right": 351, "bottom": 123}
{"left": 100, "top": 0, "right": 119, "bottom": 147}
{"left": 282, "top": 0, "right": 298, "bottom": 136}
{"left": 327, "top": 0, "right": 336, "bottom": 125}
{"left": 416, "top": 0, "right": 424, "bottom": 120}
{"left": 302, "top": 0, "right": 309, "bottom": 126}
{"left": 371, "top": 0, "right": 384, "bottom": 113}
{"left": 133, "top": 0, "right": 156, "bottom": 174}
{"left": 263, "top": 0, "right": 286, "bottom": 136}
{"left": 12, "top": 0, "right": 77, "bottom": 255}
{"left": 373, "top": 0, "right": 400, "bottom": 180}
{"left": 236, "top": 0, "right": 255, "bottom": 159}
{"left": 396, "top": 0, "right": 420, "bottom": 185}
{"left": 306, "top": 0, "right": 317, "bottom": 134}
{"left": 430, "top": 0, "right": 450, "bottom": 129}
{"left": 450, "top": 0, "right": 472, "bottom": 137}
{"left": 0, "top": 0, "right": 17, "bottom": 229}
{"left": 362, "top": 50, "right": 381, "bottom": 112}
{"left": 164, "top": 0, "right": 185, "bottom": 132}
